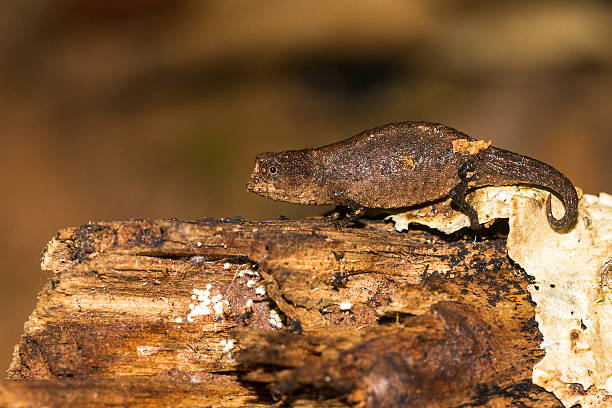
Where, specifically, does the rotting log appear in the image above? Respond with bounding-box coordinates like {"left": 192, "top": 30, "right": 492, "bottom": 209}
{"left": 4, "top": 217, "right": 564, "bottom": 407}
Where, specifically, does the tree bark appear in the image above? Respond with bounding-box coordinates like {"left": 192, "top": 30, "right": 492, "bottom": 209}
{"left": 4, "top": 218, "right": 562, "bottom": 407}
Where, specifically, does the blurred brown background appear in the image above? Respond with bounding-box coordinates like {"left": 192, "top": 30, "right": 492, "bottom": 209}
{"left": 1, "top": 0, "right": 611, "bottom": 372}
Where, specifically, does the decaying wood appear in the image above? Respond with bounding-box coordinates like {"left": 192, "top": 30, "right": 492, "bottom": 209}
{"left": 4, "top": 217, "right": 564, "bottom": 407}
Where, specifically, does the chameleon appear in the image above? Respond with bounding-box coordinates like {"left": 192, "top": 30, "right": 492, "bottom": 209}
{"left": 247, "top": 121, "right": 578, "bottom": 230}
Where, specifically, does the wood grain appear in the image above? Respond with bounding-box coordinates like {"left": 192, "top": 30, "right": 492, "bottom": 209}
{"left": 4, "top": 218, "right": 563, "bottom": 407}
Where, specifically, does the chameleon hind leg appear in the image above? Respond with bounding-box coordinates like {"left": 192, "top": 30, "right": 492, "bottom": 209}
{"left": 449, "top": 164, "right": 481, "bottom": 229}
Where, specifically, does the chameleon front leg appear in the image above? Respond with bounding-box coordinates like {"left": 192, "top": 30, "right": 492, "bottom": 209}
{"left": 331, "top": 191, "right": 366, "bottom": 221}
{"left": 449, "top": 164, "right": 481, "bottom": 230}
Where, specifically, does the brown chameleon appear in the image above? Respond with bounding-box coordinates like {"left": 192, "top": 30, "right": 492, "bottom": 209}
{"left": 247, "top": 122, "right": 578, "bottom": 230}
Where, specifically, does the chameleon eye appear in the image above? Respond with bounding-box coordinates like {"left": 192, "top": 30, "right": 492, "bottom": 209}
{"left": 269, "top": 166, "right": 277, "bottom": 174}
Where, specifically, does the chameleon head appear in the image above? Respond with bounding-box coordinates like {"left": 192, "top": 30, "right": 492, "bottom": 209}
{"left": 247, "top": 150, "right": 324, "bottom": 205}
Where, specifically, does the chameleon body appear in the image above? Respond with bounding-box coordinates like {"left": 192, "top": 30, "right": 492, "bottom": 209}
{"left": 247, "top": 121, "right": 578, "bottom": 230}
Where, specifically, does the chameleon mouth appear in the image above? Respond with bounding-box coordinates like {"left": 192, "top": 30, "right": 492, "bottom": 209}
{"left": 247, "top": 179, "right": 280, "bottom": 197}
{"left": 246, "top": 173, "right": 275, "bottom": 196}
{"left": 245, "top": 178, "right": 257, "bottom": 193}
{"left": 246, "top": 179, "right": 265, "bottom": 194}
{"left": 246, "top": 163, "right": 263, "bottom": 193}
{"left": 246, "top": 173, "right": 292, "bottom": 201}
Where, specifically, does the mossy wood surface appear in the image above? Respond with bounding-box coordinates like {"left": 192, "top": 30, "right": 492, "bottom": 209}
{"left": 3, "top": 218, "right": 563, "bottom": 407}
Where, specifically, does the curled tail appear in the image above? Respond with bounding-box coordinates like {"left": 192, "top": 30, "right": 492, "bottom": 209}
{"left": 473, "top": 147, "right": 579, "bottom": 230}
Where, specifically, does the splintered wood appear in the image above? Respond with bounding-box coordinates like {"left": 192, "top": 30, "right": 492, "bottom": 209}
{"left": 4, "top": 218, "right": 563, "bottom": 407}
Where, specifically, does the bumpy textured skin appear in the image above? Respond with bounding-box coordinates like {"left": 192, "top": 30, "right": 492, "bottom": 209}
{"left": 247, "top": 121, "right": 578, "bottom": 230}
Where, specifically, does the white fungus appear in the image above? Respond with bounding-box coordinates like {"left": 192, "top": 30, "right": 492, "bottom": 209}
{"left": 184, "top": 285, "right": 229, "bottom": 321}
{"left": 269, "top": 309, "right": 284, "bottom": 329}
{"left": 339, "top": 301, "right": 352, "bottom": 311}
{"left": 244, "top": 268, "right": 258, "bottom": 277}
{"left": 219, "top": 339, "right": 235, "bottom": 354}
{"left": 212, "top": 301, "right": 225, "bottom": 315}
{"left": 238, "top": 266, "right": 259, "bottom": 278}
